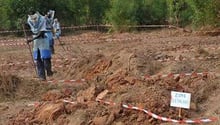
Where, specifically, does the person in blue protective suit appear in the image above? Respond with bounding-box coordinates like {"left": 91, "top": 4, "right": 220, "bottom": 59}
{"left": 45, "top": 10, "right": 55, "bottom": 54}
{"left": 27, "top": 11, "right": 53, "bottom": 80}
{"left": 53, "top": 18, "right": 61, "bottom": 39}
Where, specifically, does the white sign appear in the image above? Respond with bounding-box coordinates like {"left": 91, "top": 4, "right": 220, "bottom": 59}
{"left": 170, "top": 91, "right": 191, "bottom": 109}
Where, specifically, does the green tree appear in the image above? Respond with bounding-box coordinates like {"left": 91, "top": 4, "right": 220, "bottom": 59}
{"left": 0, "top": 0, "right": 11, "bottom": 30}
{"left": 166, "top": 0, "right": 192, "bottom": 26}
{"left": 186, "top": 0, "right": 220, "bottom": 28}
{"left": 8, "top": 0, "right": 40, "bottom": 29}
{"left": 66, "top": 0, "right": 87, "bottom": 25}
{"left": 0, "top": 0, "right": 219, "bottom": 31}
{"left": 136, "top": 0, "right": 167, "bottom": 25}
{"left": 167, "top": 0, "right": 220, "bottom": 28}
{"left": 87, "top": 0, "right": 110, "bottom": 24}
{"left": 106, "top": 0, "right": 138, "bottom": 31}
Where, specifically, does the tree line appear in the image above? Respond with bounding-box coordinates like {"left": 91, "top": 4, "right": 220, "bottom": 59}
{"left": 0, "top": 0, "right": 219, "bottom": 31}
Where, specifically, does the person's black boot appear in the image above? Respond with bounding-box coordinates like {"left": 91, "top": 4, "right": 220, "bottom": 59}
{"left": 47, "top": 70, "right": 53, "bottom": 77}
{"left": 43, "top": 58, "right": 53, "bottom": 77}
{"left": 50, "top": 46, "right": 55, "bottom": 54}
{"left": 36, "top": 52, "right": 46, "bottom": 80}
{"left": 39, "top": 77, "right": 46, "bottom": 81}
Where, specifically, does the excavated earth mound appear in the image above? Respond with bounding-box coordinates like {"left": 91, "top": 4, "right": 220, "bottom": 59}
{"left": 0, "top": 29, "right": 220, "bottom": 125}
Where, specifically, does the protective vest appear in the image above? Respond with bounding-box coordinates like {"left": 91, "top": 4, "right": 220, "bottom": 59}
{"left": 27, "top": 12, "right": 51, "bottom": 59}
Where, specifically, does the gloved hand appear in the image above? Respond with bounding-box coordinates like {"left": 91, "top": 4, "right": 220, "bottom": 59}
{"left": 26, "top": 38, "right": 33, "bottom": 44}
{"left": 52, "top": 28, "right": 56, "bottom": 34}
{"left": 34, "top": 31, "right": 45, "bottom": 39}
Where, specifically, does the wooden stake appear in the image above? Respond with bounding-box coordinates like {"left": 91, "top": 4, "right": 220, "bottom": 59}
{"left": 178, "top": 108, "right": 182, "bottom": 120}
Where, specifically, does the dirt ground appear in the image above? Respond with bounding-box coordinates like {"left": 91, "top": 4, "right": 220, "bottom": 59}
{"left": 0, "top": 29, "right": 220, "bottom": 125}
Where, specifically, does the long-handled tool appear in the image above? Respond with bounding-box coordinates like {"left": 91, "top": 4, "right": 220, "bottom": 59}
{"left": 56, "top": 37, "right": 66, "bottom": 51}
{"left": 22, "top": 23, "right": 38, "bottom": 76}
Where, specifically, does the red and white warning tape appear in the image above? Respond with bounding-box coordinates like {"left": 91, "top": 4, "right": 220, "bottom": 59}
{"left": 27, "top": 99, "right": 76, "bottom": 107}
{"left": 0, "top": 42, "right": 26, "bottom": 46}
{"left": 0, "top": 41, "right": 72, "bottom": 46}
{"left": 62, "top": 99, "right": 77, "bottom": 104}
{"left": 0, "top": 38, "right": 25, "bottom": 42}
{"left": 144, "top": 72, "right": 212, "bottom": 80}
{"left": 0, "top": 58, "right": 76, "bottom": 67}
{"left": 157, "top": 56, "right": 218, "bottom": 62}
{"left": 96, "top": 99, "right": 218, "bottom": 124}
{"left": 27, "top": 102, "right": 41, "bottom": 107}
{"left": 0, "top": 37, "right": 138, "bottom": 47}
{"left": 0, "top": 29, "right": 31, "bottom": 34}
{"left": 0, "top": 25, "right": 109, "bottom": 34}
{"left": 0, "top": 62, "right": 68, "bottom": 69}
{"left": 0, "top": 25, "right": 176, "bottom": 34}
{"left": 1, "top": 55, "right": 217, "bottom": 68}
{"left": 52, "top": 57, "right": 77, "bottom": 62}
{"left": 46, "top": 79, "right": 86, "bottom": 84}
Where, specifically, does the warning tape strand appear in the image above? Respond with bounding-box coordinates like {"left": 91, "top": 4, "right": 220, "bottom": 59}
{"left": 144, "top": 72, "right": 214, "bottom": 80}
{"left": 97, "top": 99, "right": 218, "bottom": 124}
{"left": 157, "top": 56, "right": 218, "bottom": 62}
{"left": 0, "top": 37, "right": 144, "bottom": 46}
{"left": 1, "top": 25, "right": 220, "bottom": 34}
{"left": 45, "top": 79, "right": 86, "bottom": 84}
{"left": 1, "top": 55, "right": 217, "bottom": 68}
{"left": 0, "top": 25, "right": 174, "bottom": 34}
{"left": 0, "top": 37, "right": 220, "bottom": 54}
{"left": 0, "top": 58, "right": 76, "bottom": 67}
{"left": 28, "top": 99, "right": 76, "bottom": 107}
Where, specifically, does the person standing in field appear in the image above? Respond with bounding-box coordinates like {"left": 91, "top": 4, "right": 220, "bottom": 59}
{"left": 53, "top": 18, "right": 61, "bottom": 39}
{"left": 27, "top": 11, "right": 53, "bottom": 81}
{"left": 45, "top": 10, "right": 55, "bottom": 54}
